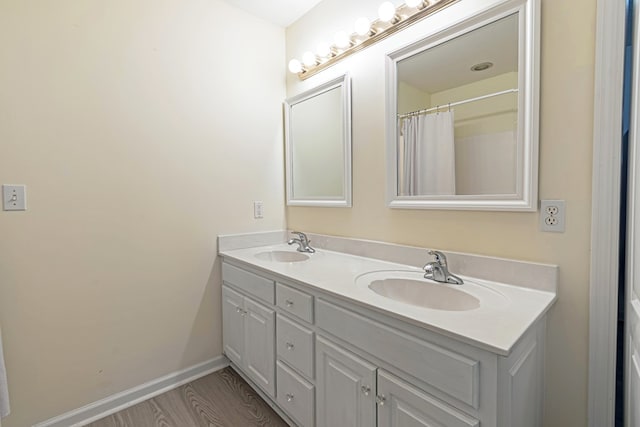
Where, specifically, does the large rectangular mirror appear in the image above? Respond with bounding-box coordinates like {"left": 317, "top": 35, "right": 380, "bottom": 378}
{"left": 386, "top": 0, "right": 539, "bottom": 211}
{"left": 285, "top": 74, "right": 352, "bottom": 207}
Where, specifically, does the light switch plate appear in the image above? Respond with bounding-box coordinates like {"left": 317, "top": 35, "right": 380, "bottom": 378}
{"left": 3, "top": 185, "right": 27, "bottom": 211}
{"left": 253, "top": 201, "right": 264, "bottom": 219}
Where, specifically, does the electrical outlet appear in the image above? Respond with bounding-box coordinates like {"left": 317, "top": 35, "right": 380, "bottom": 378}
{"left": 2, "top": 185, "right": 27, "bottom": 211}
{"left": 253, "top": 201, "right": 264, "bottom": 219}
{"left": 540, "top": 200, "right": 565, "bottom": 232}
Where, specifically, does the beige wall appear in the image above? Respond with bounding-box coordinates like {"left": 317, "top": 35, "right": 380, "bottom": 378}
{"left": 286, "top": 0, "right": 594, "bottom": 426}
{"left": 398, "top": 81, "right": 431, "bottom": 115}
{"left": 0, "top": 1, "right": 285, "bottom": 426}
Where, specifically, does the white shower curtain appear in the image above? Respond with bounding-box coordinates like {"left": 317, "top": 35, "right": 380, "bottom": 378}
{"left": 401, "top": 111, "right": 456, "bottom": 195}
{"left": 0, "top": 327, "right": 9, "bottom": 424}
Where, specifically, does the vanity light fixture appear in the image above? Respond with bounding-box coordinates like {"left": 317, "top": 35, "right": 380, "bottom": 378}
{"left": 288, "top": 0, "right": 459, "bottom": 80}
{"left": 405, "top": 0, "right": 425, "bottom": 8}
{"left": 378, "top": 1, "right": 399, "bottom": 23}
{"left": 302, "top": 51, "right": 318, "bottom": 67}
{"left": 355, "top": 17, "right": 373, "bottom": 36}
{"left": 288, "top": 59, "right": 303, "bottom": 74}
{"left": 334, "top": 30, "right": 352, "bottom": 49}
{"left": 316, "top": 42, "right": 331, "bottom": 58}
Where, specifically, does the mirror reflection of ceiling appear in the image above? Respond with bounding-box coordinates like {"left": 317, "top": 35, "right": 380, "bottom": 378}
{"left": 398, "top": 14, "right": 518, "bottom": 93}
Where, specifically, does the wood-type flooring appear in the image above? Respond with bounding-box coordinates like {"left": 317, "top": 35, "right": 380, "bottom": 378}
{"left": 85, "top": 367, "right": 288, "bottom": 427}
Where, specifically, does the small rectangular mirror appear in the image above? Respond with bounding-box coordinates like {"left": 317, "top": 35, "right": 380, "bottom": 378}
{"left": 285, "top": 74, "right": 352, "bottom": 207}
{"left": 386, "top": 0, "right": 539, "bottom": 211}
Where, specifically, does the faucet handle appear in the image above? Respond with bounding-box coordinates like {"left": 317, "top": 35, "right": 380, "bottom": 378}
{"left": 291, "top": 231, "right": 308, "bottom": 242}
{"left": 428, "top": 250, "right": 447, "bottom": 266}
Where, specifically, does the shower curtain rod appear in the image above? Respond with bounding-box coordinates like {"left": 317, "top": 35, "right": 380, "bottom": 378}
{"left": 397, "top": 88, "right": 519, "bottom": 119}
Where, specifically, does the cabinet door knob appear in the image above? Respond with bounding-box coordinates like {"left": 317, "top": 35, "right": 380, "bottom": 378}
{"left": 376, "top": 394, "right": 386, "bottom": 406}
{"left": 286, "top": 393, "right": 295, "bottom": 402}
{"left": 285, "top": 299, "right": 294, "bottom": 307}
{"left": 286, "top": 342, "right": 295, "bottom": 350}
{"left": 361, "top": 385, "right": 371, "bottom": 396}
{"left": 236, "top": 307, "right": 242, "bottom": 313}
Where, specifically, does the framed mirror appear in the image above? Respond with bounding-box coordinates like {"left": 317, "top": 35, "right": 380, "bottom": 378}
{"left": 385, "top": 0, "right": 539, "bottom": 211}
{"left": 285, "top": 74, "right": 352, "bottom": 207}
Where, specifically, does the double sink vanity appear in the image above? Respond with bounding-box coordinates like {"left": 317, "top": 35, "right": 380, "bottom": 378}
{"left": 218, "top": 231, "right": 557, "bottom": 427}
{"left": 240, "top": 0, "right": 549, "bottom": 423}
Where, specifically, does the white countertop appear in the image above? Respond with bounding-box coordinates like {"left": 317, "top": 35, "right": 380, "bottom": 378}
{"left": 219, "top": 243, "right": 556, "bottom": 355}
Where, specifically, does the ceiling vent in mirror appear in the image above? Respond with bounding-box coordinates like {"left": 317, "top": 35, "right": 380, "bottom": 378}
{"left": 471, "top": 62, "right": 494, "bottom": 72}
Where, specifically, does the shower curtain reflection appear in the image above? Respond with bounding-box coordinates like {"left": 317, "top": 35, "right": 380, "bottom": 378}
{"left": 399, "top": 111, "right": 456, "bottom": 196}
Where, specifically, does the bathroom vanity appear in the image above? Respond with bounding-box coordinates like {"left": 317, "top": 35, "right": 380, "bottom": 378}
{"left": 218, "top": 232, "right": 556, "bottom": 427}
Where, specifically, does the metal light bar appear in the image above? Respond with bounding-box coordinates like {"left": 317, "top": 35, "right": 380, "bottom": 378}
{"left": 295, "top": 0, "right": 459, "bottom": 80}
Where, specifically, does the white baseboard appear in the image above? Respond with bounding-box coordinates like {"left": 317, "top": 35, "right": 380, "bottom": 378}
{"left": 33, "top": 355, "right": 229, "bottom": 427}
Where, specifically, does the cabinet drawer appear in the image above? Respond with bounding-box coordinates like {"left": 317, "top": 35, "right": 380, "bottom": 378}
{"left": 222, "top": 262, "right": 274, "bottom": 304}
{"left": 276, "top": 282, "right": 313, "bottom": 323}
{"left": 277, "top": 314, "right": 314, "bottom": 379}
{"left": 316, "top": 299, "right": 480, "bottom": 408}
{"left": 277, "top": 361, "right": 315, "bottom": 427}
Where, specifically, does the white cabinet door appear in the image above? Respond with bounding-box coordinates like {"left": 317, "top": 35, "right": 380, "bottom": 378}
{"left": 377, "top": 370, "right": 479, "bottom": 427}
{"left": 244, "top": 296, "right": 276, "bottom": 398}
{"left": 316, "top": 336, "right": 376, "bottom": 427}
{"left": 222, "top": 285, "right": 244, "bottom": 367}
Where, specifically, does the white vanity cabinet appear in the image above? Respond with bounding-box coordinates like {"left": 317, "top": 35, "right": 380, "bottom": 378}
{"left": 220, "top": 260, "right": 547, "bottom": 427}
{"left": 316, "top": 336, "right": 377, "bottom": 427}
{"left": 315, "top": 334, "right": 479, "bottom": 427}
{"left": 274, "top": 283, "right": 316, "bottom": 427}
{"left": 377, "top": 370, "right": 479, "bottom": 427}
{"left": 221, "top": 264, "right": 276, "bottom": 398}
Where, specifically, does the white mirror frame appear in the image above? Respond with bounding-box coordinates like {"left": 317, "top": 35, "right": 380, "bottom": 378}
{"left": 385, "top": 0, "right": 540, "bottom": 211}
{"left": 285, "top": 74, "right": 352, "bottom": 207}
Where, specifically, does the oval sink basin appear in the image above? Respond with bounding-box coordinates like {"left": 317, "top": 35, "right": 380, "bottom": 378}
{"left": 368, "top": 278, "right": 480, "bottom": 311}
{"left": 254, "top": 250, "right": 309, "bottom": 263}
{"left": 355, "top": 270, "right": 508, "bottom": 311}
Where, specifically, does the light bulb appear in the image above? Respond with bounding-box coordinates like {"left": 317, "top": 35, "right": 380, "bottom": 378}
{"left": 334, "top": 30, "right": 351, "bottom": 49}
{"left": 378, "top": 1, "right": 397, "bottom": 22}
{"left": 302, "top": 51, "right": 317, "bottom": 67}
{"left": 405, "top": 0, "right": 423, "bottom": 7}
{"left": 354, "top": 17, "right": 371, "bottom": 36}
{"left": 288, "top": 59, "right": 303, "bottom": 74}
{"left": 316, "top": 42, "right": 331, "bottom": 58}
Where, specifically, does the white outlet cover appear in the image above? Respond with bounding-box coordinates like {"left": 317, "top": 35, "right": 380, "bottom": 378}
{"left": 540, "top": 200, "right": 565, "bottom": 232}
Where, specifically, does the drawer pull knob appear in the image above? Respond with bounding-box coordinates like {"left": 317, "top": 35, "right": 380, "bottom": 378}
{"left": 286, "top": 342, "right": 295, "bottom": 350}
{"left": 285, "top": 299, "right": 294, "bottom": 307}
{"left": 236, "top": 307, "right": 242, "bottom": 314}
{"left": 376, "top": 394, "right": 386, "bottom": 406}
{"left": 361, "top": 385, "right": 370, "bottom": 396}
{"left": 286, "top": 393, "right": 295, "bottom": 402}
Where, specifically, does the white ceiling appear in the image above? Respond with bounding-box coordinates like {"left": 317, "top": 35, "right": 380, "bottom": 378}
{"left": 220, "top": 0, "right": 324, "bottom": 27}
{"left": 398, "top": 14, "right": 519, "bottom": 94}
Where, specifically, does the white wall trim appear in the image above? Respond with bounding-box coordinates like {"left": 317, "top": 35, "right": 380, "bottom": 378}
{"left": 32, "top": 356, "right": 229, "bottom": 427}
{"left": 588, "top": 0, "right": 627, "bottom": 426}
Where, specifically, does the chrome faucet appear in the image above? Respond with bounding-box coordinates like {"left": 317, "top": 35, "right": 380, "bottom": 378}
{"left": 288, "top": 231, "right": 315, "bottom": 253}
{"left": 423, "top": 250, "right": 463, "bottom": 285}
